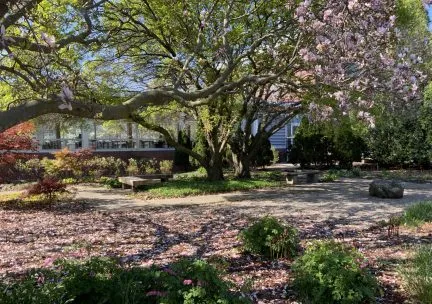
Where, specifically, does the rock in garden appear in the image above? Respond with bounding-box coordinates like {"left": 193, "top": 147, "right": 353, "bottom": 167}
{"left": 369, "top": 180, "right": 404, "bottom": 199}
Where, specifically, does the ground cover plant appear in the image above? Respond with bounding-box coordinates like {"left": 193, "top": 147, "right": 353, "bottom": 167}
{"left": 0, "top": 257, "right": 250, "bottom": 304}
{"left": 133, "top": 172, "right": 283, "bottom": 199}
{"left": 292, "top": 240, "right": 379, "bottom": 304}
{"left": 239, "top": 216, "right": 299, "bottom": 259}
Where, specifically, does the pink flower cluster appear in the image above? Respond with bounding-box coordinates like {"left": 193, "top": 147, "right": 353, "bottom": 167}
{"left": 294, "top": 0, "right": 428, "bottom": 121}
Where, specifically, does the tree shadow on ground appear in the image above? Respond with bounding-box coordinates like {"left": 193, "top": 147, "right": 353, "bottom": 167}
{"left": 2, "top": 179, "right": 431, "bottom": 303}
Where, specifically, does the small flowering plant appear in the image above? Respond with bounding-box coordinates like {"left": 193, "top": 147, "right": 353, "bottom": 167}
{"left": 292, "top": 240, "right": 379, "bottom": 304}
{"left": 159, "top": 259, "right": 250, "bottom": 303}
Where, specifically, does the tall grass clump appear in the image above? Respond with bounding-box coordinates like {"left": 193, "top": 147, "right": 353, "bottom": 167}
{"left": 400, "top": 245, "right": 432, "bottom": 303}
{"left": 402, "top": 201, "right": 432, "bottom": 226}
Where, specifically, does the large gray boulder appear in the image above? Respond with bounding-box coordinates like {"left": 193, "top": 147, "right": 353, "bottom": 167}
{"left": 369, "top": 180, "right": 404, "bottom": 199}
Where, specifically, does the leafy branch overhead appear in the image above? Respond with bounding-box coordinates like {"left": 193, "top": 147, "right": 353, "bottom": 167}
{"left": 0, "top": 0, "right": 428, "bottom": 131}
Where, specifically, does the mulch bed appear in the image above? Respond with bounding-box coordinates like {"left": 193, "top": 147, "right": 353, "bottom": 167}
{"left": 0, "top": 202, "right": 431, "bottom": 303}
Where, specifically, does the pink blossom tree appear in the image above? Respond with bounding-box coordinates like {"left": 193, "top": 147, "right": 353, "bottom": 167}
{"left": 0, "top": 0, "right": 427, "bottom": 135}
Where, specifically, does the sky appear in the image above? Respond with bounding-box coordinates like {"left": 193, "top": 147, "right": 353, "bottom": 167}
{"left": 428, "top": 5, "right": 432, "bottom": 28}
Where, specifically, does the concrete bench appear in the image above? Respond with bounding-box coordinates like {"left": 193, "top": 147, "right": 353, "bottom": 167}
{"left": 118, "top": 174, "right": 173, "bottom": 191}
{"left": 285, "top": 170, "right": 320, "bottom": 185}
{"left": 136, "top": 174, "right": 173, "bottom": 182}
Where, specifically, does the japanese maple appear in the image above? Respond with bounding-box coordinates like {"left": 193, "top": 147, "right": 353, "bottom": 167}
{"left": 0, "top": 122, "right": 36, "bottom": 165}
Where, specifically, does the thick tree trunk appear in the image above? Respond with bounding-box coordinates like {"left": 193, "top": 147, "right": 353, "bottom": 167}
{"left": 205, "top": 165, "right": 224, "bottom": 181}
{"left": 205, "top": 153, "right": 225, "bottom": 181}
{"left": 232, "top": 154, "right": 251, "bottom": 179}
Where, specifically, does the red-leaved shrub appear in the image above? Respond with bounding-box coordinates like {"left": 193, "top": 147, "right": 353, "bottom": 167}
{"left": 27, "top": 177, "right": 66, "bottom": 202}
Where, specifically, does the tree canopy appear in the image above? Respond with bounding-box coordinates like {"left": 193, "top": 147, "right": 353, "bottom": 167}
{"left": 0, "top": 0, "right": 428, "bottom": 132}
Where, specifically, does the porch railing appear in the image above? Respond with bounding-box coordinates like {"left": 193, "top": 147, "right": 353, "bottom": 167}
{"left": 40, "top": 138, "right": 169, "bottom": 150}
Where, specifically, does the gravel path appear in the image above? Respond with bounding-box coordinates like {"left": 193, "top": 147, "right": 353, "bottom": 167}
{"left": 73, "top": 178, "right": 432, "bottom": 230}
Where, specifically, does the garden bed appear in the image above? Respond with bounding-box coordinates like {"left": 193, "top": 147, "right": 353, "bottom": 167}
{"left": 0, "top": 199, "right": 431, "bottom": 303}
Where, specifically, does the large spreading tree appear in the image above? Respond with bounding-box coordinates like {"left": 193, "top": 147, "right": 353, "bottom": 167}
{"left": 0, "top": 0, "right": 428, "bottom": 180}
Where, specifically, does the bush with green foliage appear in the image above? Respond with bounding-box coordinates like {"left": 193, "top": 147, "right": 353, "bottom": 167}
{"left": 14, "top": 158, "right": 44, "bottom": 180}
{"left": 320, "top": 168, "right": 363, "bottom": 182}
{"left": 251, "top": 137, "right": 274, "bottom": 168}
{"left": 400, "top": 245, "right": 432, "bottom": 304}
{"left": 289, "top": 117, "right": 367, "bottom": 168}
{"left": 127, "top": 158, "right": 139, "bottom": 175}
{"left": 87, "top": 156, "right": 126, "bottom": 178}
{"left": 271, "top": 146, "right": 279, "bottom": 165}
{"left": 401, "top": 201, "right": 432, "bottom": 226}
{"left": 239, "top": 216, "right": 299, "bottom": 259}
{"left": 99, "top": 176, "right": 123, "bottom": 188}
{"left": 320, "top": 170, "right": 339, "bottom": 182}
{"left": 292, "top": 240, "right": 378, "bottom": 304}
{"left": 0, "top": 257, "right": 250, "bottom": 304}
{"left": 12, "top": 152, "right": 128, "bottom": 182}
{"left": 191, "top": 123, "right": 211, "bottom": 169}
{"left": 368, "top": 111, "right": 431, "bottom": 168}
{"left": 160, "top": 160, "right": 174, "bottom": 174}
{"left": 62, "top": 177, "right": 78, "bottom": 185}
{"left": 140, "top": 158, "right": 159, "bottom": 174}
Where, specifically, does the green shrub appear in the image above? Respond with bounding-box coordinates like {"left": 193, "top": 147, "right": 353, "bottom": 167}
{"left": 141, "top": 158, "right": 159, "bottom": 174}
{"left": 320, "top": 171, "right": 339, "bottom": 182}
{"left": 289, "top": 117, "right": 367, "bottom": 168}
{"left": 99, "top": 176, "right": 123, "bottom": 188}
{"left": 0, "top": 257, "right": 250, "bottom": 304}
{"left": 349, "top": 167, "right": 362, "bottom": 177}
{"left": 163, "top": 259, "right": 249, "bottom": 304}
{"left": 160, "top": 160, "right": 173, "bottom": 174}
{"left": 292, "top": 240, "right": 378, "bottom": 304}
{"left": 15, "top": 158, "right": 44, "bottom": 180}
{"left": 400, "top": 245, "right": 432, "bottom": 304}
{"left": 87, "top": 157, "right": 126, "bottom": 177}
{"left": 271, "top": 146, "right": 280, "bottom": 165}
{"left": 127, "top": 158, "right": 139, "bottom": 176}
{"left": 239, "top": 216, "right": 299, "bottom": 259}
{"left": 196, "top": 166, "right": 207, "bottom": 175}
{"left": 12, "top": 154, "right": 128, "bottom": 182}
{"left": 402, "top": 201, "right": 432, "bottom": 226}
{"left": 252, "top": 137, "right": 273, "bottom": 168}
{"left": 368, "top": 110, "right": 431, "bottom": 168}
{"left": 40, "top": 157, "right": 58, "bottom": 177}
{"left": 62, "top": 177, "right": 78, "bottom": 185}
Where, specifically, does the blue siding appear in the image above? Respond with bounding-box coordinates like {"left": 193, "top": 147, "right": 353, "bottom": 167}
{"left": 269, "top": 127, "right": 286, "bottom": 149}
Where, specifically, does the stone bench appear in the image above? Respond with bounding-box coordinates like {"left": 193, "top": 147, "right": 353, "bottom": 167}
{"left": 285, "top": 170, "right": 320, "bottom": 185}
{"left": 118, "top": 174, "right": 173, "bottom": 191}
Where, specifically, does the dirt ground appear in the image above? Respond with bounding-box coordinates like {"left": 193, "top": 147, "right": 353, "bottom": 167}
{"left": 1, "top": 178, "right": 432, "bottom": 303}
{"left": 74, "top": 178, "right": 432, "bottom": 230}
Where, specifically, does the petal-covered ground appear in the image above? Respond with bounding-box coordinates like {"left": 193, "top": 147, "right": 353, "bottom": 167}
{"left": 2, "top": 177, "right": 432, "bottom": 303}
{"left": 1, "top": 196, "right": 431, "bottom": 303}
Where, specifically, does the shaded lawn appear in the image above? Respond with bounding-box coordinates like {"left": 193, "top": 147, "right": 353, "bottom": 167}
{"left": 134, "top": 174, "right": 284, "bottom": 199}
